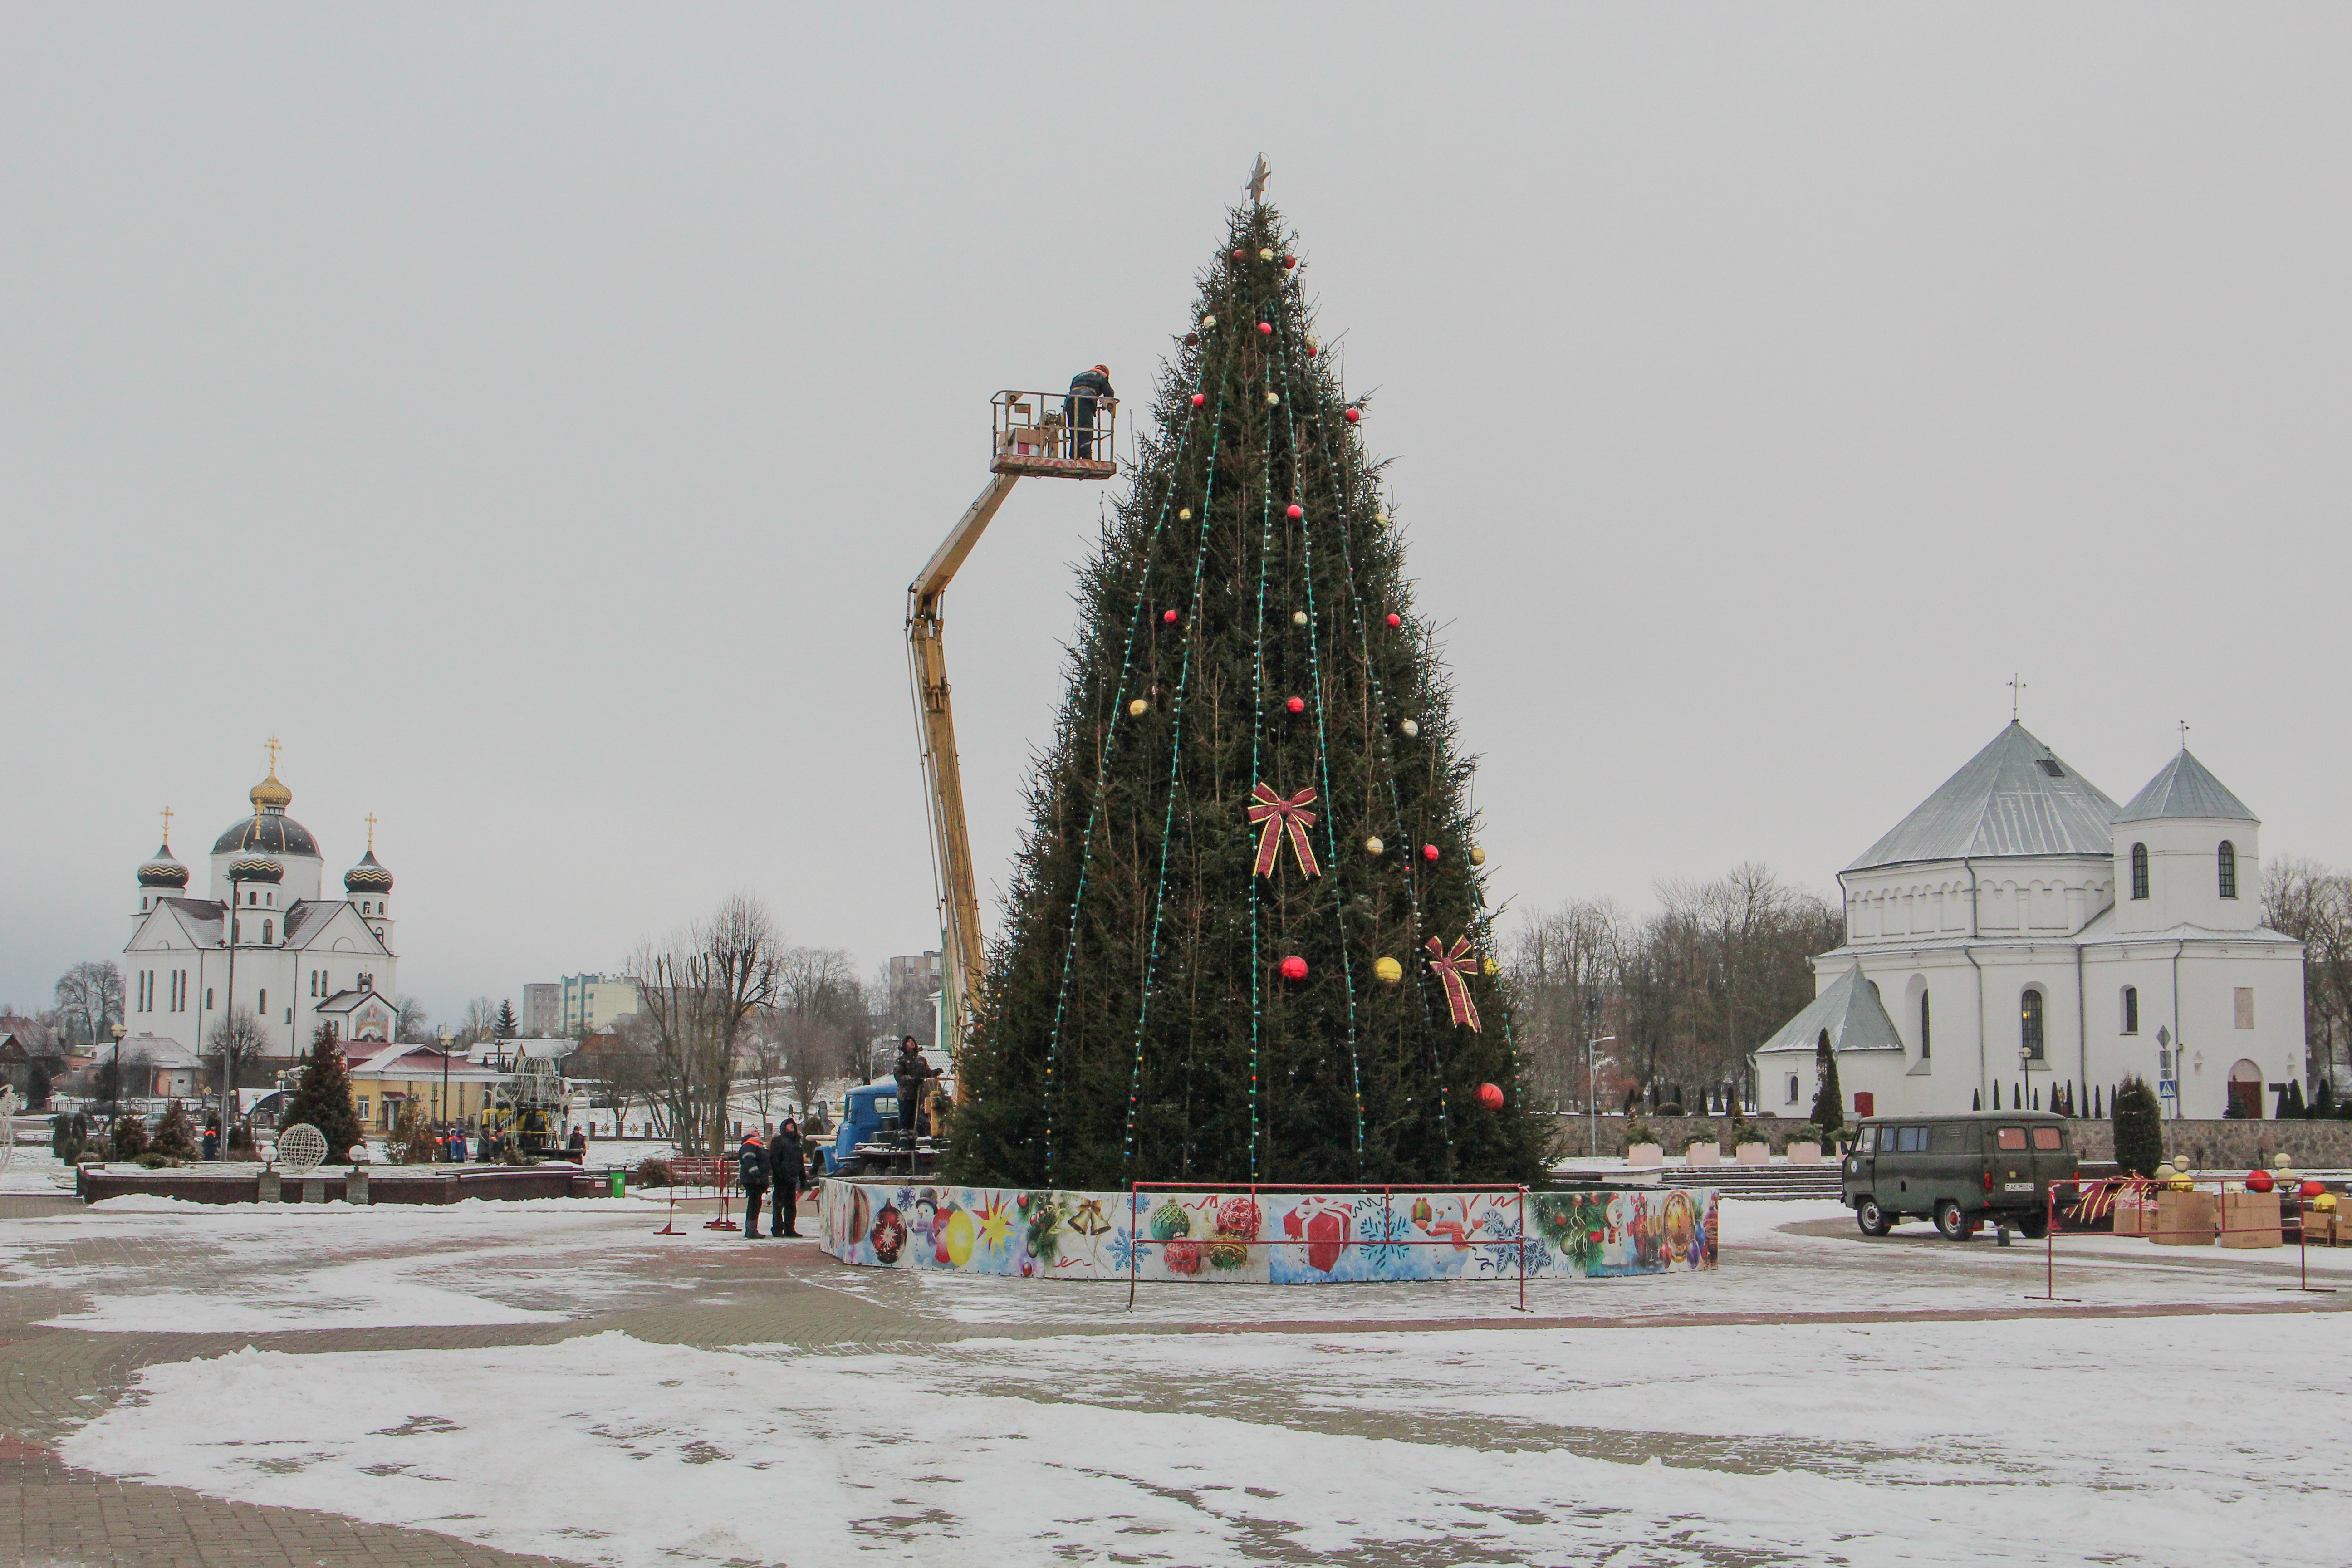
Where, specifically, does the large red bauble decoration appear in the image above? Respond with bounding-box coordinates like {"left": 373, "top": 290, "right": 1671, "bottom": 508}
{"left": 1162, "top": 608, "right": 1179, "bottom": 624}
{"left": 1280, "top": 955, "right": 1308, "bottom": 981}
{"left": 1385, "top": 613, "right": 1402, "bottom": 628}
{"left": 1285, "top": 696, "right": 1306, "bottom": 714}
{"left": 1191, "top": 392, "right": 1206, "bottom": 407}
{"left": 1281, "top": 255, "right": 1295, "bottom": 269}
{"left": 1286, "top": 503, "right": 1303, "bottom": 519}
{"left": 1477, "top": 1083, "right": 1504, "bottom": 1111}
{"left": 1232, "top": 248, "right": 1246, "bottom": 261}
{"left": 1344, "top": 408, "right": 1361, "bottom": 423}
{"left": 1257, "top": 321, "right": 1272, "bottom": 335}
{"left": 1306, "top": 345, "right": 1318, "bottom": 357}
{"left": 1421, "top": 843, "right": 1439, "bottom": 861}
{"left": 2302, "top": 1178, "right": 2328, "bottom": 1198}
{"left": 2247, "top": 1169, "right": 2275, "bottom": 1193}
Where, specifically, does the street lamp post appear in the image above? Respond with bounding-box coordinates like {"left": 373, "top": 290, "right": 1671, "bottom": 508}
{"left": 1587, "top": 1035, "right": 1617, "bottom": 1159}
{"left": 108, "top": 1021, "right": 127, "bottom": 1124}
{"left": 437, "top": 1029, "right": 454, "bottom": 1161}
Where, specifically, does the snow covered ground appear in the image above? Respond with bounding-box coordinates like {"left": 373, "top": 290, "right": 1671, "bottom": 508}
{"left": 10, "top": 1194, "right": 2349, "bottom": 1567}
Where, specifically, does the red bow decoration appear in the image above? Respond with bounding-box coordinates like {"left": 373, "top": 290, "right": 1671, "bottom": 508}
{"left": 1247, "top": 783, "right": 1321, "bottom": 879}
{"left": 1424, "top": 936, "right": 1483, "bottom": 1032}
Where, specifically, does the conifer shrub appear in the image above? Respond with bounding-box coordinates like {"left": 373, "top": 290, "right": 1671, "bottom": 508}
{"left": 280, "top": 1026, "right": 365, "bottom": 1162}
{"left": 151, "top": 1100, "right": 198, "bottom": 1161}
{"left": 2112, "top": 1076, "right": 2164, "bottom": 1177}
{"left": 1809, "top": 1038, "right": 1846, "bottom": 1147}
{"left": 109, "top": 1115, "right": 149, "bottom": 1161}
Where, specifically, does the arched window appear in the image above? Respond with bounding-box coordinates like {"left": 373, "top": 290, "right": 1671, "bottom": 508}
{"left": 2130, "top": 843, "right": 2149, "bottom": 900}
{"left": 2020, "top": 988, "right": 2046, "bottom": 1059}
{"left": 2122, "top": 985, "right": 2139, "bottom": 1035}
{"left": 2218, "top": 840, "right": 2238, "bottom": 899}
{"left": 261, "top": 919, "right": 273, "bottom": 946}
{"left": 1919, "top": 989, "right": 1931, "bottom": 1058}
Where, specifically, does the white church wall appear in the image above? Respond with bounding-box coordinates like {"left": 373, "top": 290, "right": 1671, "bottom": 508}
{"left": 2113, "top": 818, "right": 2259, "bottom": 935}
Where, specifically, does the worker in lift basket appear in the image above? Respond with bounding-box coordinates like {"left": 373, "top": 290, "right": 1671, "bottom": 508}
{"left": 1066, "top": 365, "right": 1112, "bottom": 459}
{"left": 894, "top": 1036, "right": 940, "bottom": 1150}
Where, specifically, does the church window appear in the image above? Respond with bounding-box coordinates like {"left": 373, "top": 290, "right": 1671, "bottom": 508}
{"left": 261, "top": 920, "right": 273, "bottom": 946}
{"left": 1919, "top": 990, "right": 1931, "bottom": 1058}
{"left": 2122, "top": 985, "right": 2139, "bottom": 1034}
{"left": 232, "top": 918, "right": 240, "bottom": 943}
{"left": 206, "top": 988, "right": 214, "bottom": 1010}
{"left": 2020, "top": 988, "right": 2046, "bottom": 1059}
{"left": 2036, "top": 758, "right": 2065, "bottom": 778}
{"left": 2234, "top": 988, "right": 2255, "bottom": 1029}
{"left": 2218, "top": 841, "right": 2238, "bottom": 899}
{"left": 257, "top": 989, "right": 267, "bottom": 1015}
{"left": 1785, "top": 1073, "right": 1801, "bottom": 1105}
{"left": 2130, "top": 843, "right": 2149, "bottom": 900}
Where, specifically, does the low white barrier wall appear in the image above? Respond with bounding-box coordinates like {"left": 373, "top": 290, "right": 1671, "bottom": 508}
{"left": 819, "top": 1179, "right": 1719, "bottom": 1284}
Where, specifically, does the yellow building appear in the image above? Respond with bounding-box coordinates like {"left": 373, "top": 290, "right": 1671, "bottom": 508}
{"left": 346, "top": 1040, "right": 503, "bottom": 1131}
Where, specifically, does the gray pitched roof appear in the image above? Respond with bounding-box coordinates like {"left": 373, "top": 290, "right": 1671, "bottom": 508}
{"left": 1848, "top": 723, "right": 2120, "bottom": 871}
{"left": 2114, "top": 749, "right": 2257, "bottom": 824}
{"left": 1753, "top": 965, "right": 1907, "bottom": 1057}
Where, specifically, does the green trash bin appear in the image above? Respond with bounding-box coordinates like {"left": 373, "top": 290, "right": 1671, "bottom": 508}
{"left": 608, "top": 1170, "right": 625, "bottom": 1198}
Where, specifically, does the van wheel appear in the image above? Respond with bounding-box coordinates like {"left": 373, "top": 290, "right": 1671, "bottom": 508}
{"left": 1934, "top": 1200, "right": 1974, "bottom": 1241}
{"left": 2018, "top": 1212, "right": 2049, "bottom": 1240}
{"left": 1855, "top": 1199, "right": 1893, "bottom": 1237}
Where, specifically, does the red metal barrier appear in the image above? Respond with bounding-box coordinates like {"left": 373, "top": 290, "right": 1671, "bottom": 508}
{"left": 2029, "top": 1174, "right": 2342, "bottom": 1300}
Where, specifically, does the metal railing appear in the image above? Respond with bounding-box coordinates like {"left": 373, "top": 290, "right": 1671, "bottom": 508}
{"left": 990, "top": 388, "right": 1116, "bottom": 476}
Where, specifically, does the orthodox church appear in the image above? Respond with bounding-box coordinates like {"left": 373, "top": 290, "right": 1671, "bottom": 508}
{"left": 120, "top": 745, "right": 402, "bottom": 1062}
{"left": 1754, "top": 723, "right": 2307, "bottom": 1122}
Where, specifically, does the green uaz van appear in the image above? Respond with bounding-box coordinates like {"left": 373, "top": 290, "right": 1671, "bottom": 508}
{"left": 1841, "top": 1111, "right": 2079, "bottom": 1240}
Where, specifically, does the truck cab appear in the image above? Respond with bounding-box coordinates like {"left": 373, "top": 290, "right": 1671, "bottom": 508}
{"left": 1842, "top": 1111, "right": 2078, "bottom": 1241}
{"left": 810, "top": 1079, "right": 941, "bottom": 1179}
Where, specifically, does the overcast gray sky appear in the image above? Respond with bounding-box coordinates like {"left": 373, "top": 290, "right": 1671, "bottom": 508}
{"left": 8, "top": 5, "right": 2349, "bottom": 1022}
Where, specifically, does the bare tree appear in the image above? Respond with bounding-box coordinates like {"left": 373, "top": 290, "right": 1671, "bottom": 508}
{"left": 394, "top": 996, "right": 433, "bottom": 1044}
{"left": 206, "top": 1007, "right": 271, "bottom": 1136}
{"left": 2265, "top": 856, "right": 2352, "bottom": 1093}
{"left": 580, "top": 1014, "right": 665, "bottom": 1139}
{"left": 53, "top": 961, "right": 124, "bottom": 1050}
{"left": 627, "top": 893, "right": 784, "bottom": 1154}
{"left": 459, "top": 997, "right": 499, "bottom": 1044}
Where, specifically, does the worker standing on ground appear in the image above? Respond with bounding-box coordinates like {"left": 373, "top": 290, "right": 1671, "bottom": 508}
{"left": 770, "top": 1117, "right": 805, "bottom": 1237}
{"left": 736, "top": 1130, "right": 770, "bottom": 1237}
{"left": 1066, "top": 364, "right": 1111, "bottom": 459}
{"left": 893, "top": 1036, "right": 940, "bottom": 1150}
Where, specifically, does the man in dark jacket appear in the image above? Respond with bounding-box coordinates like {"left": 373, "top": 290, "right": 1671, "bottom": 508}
{"left": 736, "top": 1132, "right": 769, "bottom": 1237}
{"left": 893, "top": 1037, "right": 940, "bottom": 1149}
{"left": 769, "top": 1118, "right": 805, "bottom": 1237}
{"left": 1065, "top": 365, "right": 1111, "bottom": 459}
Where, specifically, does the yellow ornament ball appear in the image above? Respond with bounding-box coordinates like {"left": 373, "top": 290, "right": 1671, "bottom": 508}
{"left": 1482, "top": 957, "right": 1500, "bottom": 977}
{"left": 1178, "top": 507, "right": 1192, "bottom": 520}
{"left": 1372, "top": 956, "right": 1403, "bottom": 985}
{"left": 1128, "top": 699, "right": 1148, "bottom": 716}
{"left": 1469, "top": 846, "right": 1487, "bottom": 867}
{"left": 1201, "top": 314, "right": 1217, "bottom": 328}
{"left": 941, "top": 1207, "right": 976, "bottom": 1267}
{"left": 1266, "top": 392, "right": 1280, "bottom": 406}
{"left": 1292, "top": 610, "right": 1308, "bottom": 626}
{"left": 1259, "top": 247, "right": 1275, "bottom": 260}
{"left": 1399, "top": 719, "right": 1420, "bottom": 739}
{"left": 2316, "top": 1192, "right": 2338, "bottom": 1211}
{"left": 1364, "top": 835, "right": 1385, "bottom": 857}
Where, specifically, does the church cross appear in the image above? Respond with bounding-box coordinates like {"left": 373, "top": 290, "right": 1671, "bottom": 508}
{"left": 1245, "top": 153, "right": 1271, "bottom": 206}
{"left": 2179, "top": 719, "right": 2190, "bottom": 750}
{"left": 264, "top": 735, "right": 282, "bottom": 773}
{"left": 160, "top": 805, "right": 173, "bottom": 844}
{"left": 2007, "top": 674, "right": 2026, "bottom": 721}
{"left": 365, "top": 811, "right": 377, "bottom": 850}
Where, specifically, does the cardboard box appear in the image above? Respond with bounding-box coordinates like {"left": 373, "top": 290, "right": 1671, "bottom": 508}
{"left": 2113, "top": 1188, "right": 2151, "bottom": 1237}
{"left": 2300, "top": 1208, "right": 2339, "bottom": 1246}
{"left": 2218, "top": 1190, "right": 2282, "bottom": 1249}
{"left": 2149, "top": 1189, "right": 2216, "bottom": 1246}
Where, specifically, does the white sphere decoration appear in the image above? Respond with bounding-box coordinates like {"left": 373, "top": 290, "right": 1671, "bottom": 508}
{"left": 1364, "top": 836, "right": 1385, "bottom": 857}
{"left": 1266, "top": 392, "right": 1280, "bottom": 406}
{"left": 276, "top": 1122, "right": 328, "bottom": 1175}
{"left": 1292, "top": 610, "right": 1308, "bottom": 626}
{"left": 1201, "top": 314, "right": 1217, "bottom": 328}
{"left": 1399, "top": 719, "right": 1421, "bottom": 738}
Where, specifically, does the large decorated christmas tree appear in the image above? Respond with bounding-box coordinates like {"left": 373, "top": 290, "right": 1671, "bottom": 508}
{"left": 949, "top": 200, "right": 1547, "bottom": 1192}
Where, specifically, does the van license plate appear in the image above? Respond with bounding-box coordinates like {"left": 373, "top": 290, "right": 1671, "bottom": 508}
{"left": 2004, "top": 1181, "right": 2034, "bottom": 1192}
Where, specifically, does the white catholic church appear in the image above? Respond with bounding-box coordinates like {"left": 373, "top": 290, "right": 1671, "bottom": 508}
{"left": 120, "top": 746, "right": 402, "bottom": 1061}
{"left": 1755, "top": 723, "right": 2306, "bottom": 1122}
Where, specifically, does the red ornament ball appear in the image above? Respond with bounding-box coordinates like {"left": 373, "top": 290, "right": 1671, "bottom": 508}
{"left": 1257, "top": 321, "right": 1272, "bottom": 336}
{"left": 1306, "top": 345, "right": 1318, "bottom": 358}
{"left": 1421, "top": 843, "right": 1439, "bottom": 862}
{"left": 2302, "top": 1178, "right": 2328, "bottom": 1198}
{"left": 1286, "top": 503, "right": 1304, "bottom": 520}
{"left": 1385, "top": 612, "right": 1402, "bottom": 629}
{"left": 1477, "top": 1083, "right": 1504, "bottom": 1111}
{"left": 2247, "top": 1169, "right": 2275, "bottom": 1193}
{"left": 1190, "top": 392, "right": 1206, "bottom": 407}
{"left": 1232, "top": 248, "right": 1246, "bottom": 261}
{"left": 1281, "top": 255, "right": 1295, "bottom": 269}
{"left": 1280, "top": 955, "right": 1308, "bottom": 981}
{"left": 1162, "top": 608, "right": 1179, "bottom": 624}
{"left": 1285, "top": 696, "right": 1306, "bottom": 714}
{"left": 1344, "top": 408, "right": 1362, "bottom": 424}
